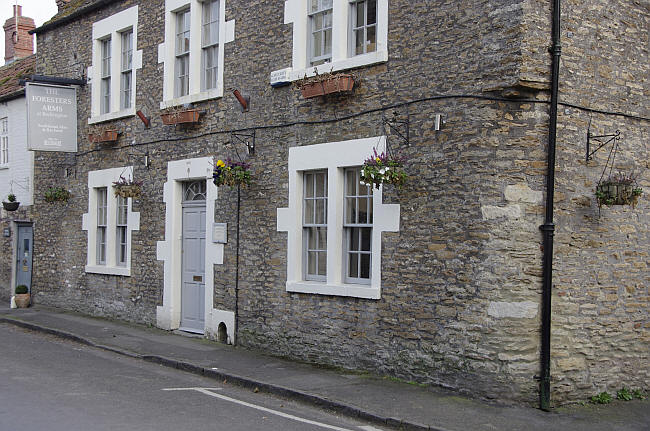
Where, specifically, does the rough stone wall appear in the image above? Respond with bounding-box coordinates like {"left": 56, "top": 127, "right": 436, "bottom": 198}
{"left": 547, "top": 0, "right": 650, "bottom": 403}
{"left": 28, "top": 0, "right": 648, "bottom": 406}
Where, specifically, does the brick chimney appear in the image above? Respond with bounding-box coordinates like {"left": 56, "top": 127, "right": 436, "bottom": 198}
{"left": 56, "top": 0, "right": 73, "bottom": 12}
{"left": 3, "top": 5, "right": 35, "bottom": 64}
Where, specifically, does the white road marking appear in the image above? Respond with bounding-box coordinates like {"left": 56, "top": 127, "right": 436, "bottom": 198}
{"left": 162, "top": 387, "right": 361, "bottom": 431}
{"left": 358, "top": 427, "right": 384, "bottom": 431}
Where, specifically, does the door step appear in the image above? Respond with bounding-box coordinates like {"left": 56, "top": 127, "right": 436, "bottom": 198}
{"left": 175, "top": 327, "right": 205, "bottom": 337}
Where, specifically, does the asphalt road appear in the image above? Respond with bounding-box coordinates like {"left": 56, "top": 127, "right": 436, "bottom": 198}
{"left": 0, "top": 323, "right": 385, "bottom": 431}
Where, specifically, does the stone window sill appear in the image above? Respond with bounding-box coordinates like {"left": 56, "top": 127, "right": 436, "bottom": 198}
{"left": 85, "top": 264, "right": 131, "bottom": 277}
{"left": 286, "top": 281, "right": 380, "bottom": 300}
{"left": 160, "top": 88, "right": 221, "bottom": 110}
{"left": 88, "top": 108, "right": 136, "bottom": 125}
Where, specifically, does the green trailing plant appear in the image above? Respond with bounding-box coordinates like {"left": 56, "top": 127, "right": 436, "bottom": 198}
{"left": 632, "top": 389, "right": 647, "bottom": 400}
{"left": 44, "top": 186, "right": 72, "bottom": 203}
{"left": 213, "top": 158, "right": 252, "bottom": 187}
{"left": 15, "top": 285, "right": 28, "bottom": 294}
{"left": 7, "top": 193, "right": 16, "bottom": 202}
{"left": 596, "top": 172, "right": 643, "bottom": 207}
{"left": 591, "top": 391, "right": 613, "bottom": 404}
{"left": 360, "top": 147, "right": 407, "bottom": 189}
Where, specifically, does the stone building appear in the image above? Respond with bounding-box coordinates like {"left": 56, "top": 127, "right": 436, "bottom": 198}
{"left": 23, "top": 0, "right": 649, "bottom": 406}
{"left": 0, "top": 5, "right": 36, "bottom": 304}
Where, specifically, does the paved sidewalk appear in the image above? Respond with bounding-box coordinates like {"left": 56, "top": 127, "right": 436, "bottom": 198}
{"left": 1, "top": 305, "right": 647, "bottom": 431}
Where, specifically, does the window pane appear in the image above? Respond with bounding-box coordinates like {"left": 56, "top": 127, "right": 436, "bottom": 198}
{"left": 308, "top": 227, "right": 317, "bottom": 249}
{"left": 367, "top": 25, "right": 376, "bottom": 52}
{"left": 358, "top": 197, "right": 368, "bottom": 223}
{"left": 346, "top": 197, "right": 356, "bottom": 224}
{"left": 308, "top": 251, "right": 317, "bottom": 275}
{"left": 304, "top": 173, "right": 314, "bottom": 197}
{"left": 323, "top": 0, "right": 333, "bottom": 9}
{"left": 355, "top": 29, "right": 364, "bottom": 55}
{"left": 360, "top": 254, "right": 371, "bottom": 278}
{"left": 361, "top": 227, "right": 371, "bottom": 251}
{"left": 367, "top": 0, "right": 377, "bottom": 24}
{"left": 317, "top": 252, "right": 327, "bottom": 275}
{"left": 356, "top": 2, "right": 365, "bottom": 27}
{"left": 367, "top": 193, "right": 373, "bottom": 223}
{"left": 315, "top": 172, "right": 326, "bottom": 197}
{"left": 315, "top": 199, "right": 325, "bottom": 224}
{"left": 314, "top": 13, "right": 323, "bottom": 31}
{"left": 349, "top": 253, "right": 358, "bottom": 278}
{"left": 310, "top": 0, "right": 319, "bottom": 13}
{"left": 304, "top": 199, "right": 314, "bottom": 223}
{"left": 351, "top": 227, "right": 360, "bottom": 251}
{"left": 318, "top": 227, "right": 327, "bottom": 249}
{"left": 346, "top": 169, "right": 356, "bottom": 195}
{"left": 313, "top": 31, "right": 322, "bottom": 58}
{"left": 324, "top": 28, "right": 332, "bottom": 55}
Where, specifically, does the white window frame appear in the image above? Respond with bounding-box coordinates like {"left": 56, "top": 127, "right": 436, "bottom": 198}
{"left": 120, "top": 29, "right": 133, "bottom": 110}
{"left": 343, "top": 167, "right": 372, "bottom": 284}
{"left": 0, "top": 117, "right": 8, "bottom": 167}
{"left": 159, "top": 0, "right": 235, "bottom": 109}
{"left": 277, "top": 136, "right": 400, "bottom": 300}
{"left": 303, "top": 170, "right": 328, "bottom": 281}
{"left": 100, "top": 38, "right": 111, "bottom": 115}
{"left": 82, "top": 167, "right": 140, "bottom": 276}
{"left": 201, "top": 0, "right": 220, "bottom": 91}
{"left": 116, "top": 194, "right": 128, "bottom": 266}
{"left": 89, "top": 6, "right": 142, "bottom": 124}
{"left": 349, "top": 0, "right": 377, "bottom": 57}
{"left": 308, "top": 0, "right": 333, "bottom": 66}
{"left": 270, "top": 0, "right": 388, "bottom": 84}
{"left": 96, "top": 187, "right": 108, "bottom": 264}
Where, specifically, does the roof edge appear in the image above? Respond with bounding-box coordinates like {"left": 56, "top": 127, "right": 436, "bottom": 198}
{"left": 30, "top": 0, "right": 118, "bottom": 35}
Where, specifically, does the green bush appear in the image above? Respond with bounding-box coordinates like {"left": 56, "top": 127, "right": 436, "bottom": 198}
{"left": 15, "top": 285, "right": 28, "bottom": 294}
{"left": 44, "top": 186, "right": 71, "bottom": 203}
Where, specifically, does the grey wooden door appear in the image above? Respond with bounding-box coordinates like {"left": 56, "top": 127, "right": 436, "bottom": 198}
{"left": 180, "top": 181, "right": 206, "bottom": 333}
{"left": 16, "top": 225, "right": 33, "bottom": 291}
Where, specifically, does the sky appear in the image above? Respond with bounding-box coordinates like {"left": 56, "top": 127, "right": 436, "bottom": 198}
{"left": 1, "top": 0, "right": 59, "bottom": 66}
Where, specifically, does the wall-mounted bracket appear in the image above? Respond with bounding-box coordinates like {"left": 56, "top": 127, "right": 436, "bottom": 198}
{"left": 586, "top": 129, "right": 620, "bottom": 162}
{"left": 381, "top": 111, "right": 410, "bottom": 157}
{"left": 230, "top": 130, "right": 255, "bottom": 155}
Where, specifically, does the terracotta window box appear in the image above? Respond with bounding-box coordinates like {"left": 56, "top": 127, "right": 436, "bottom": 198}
{"left": 300, "top": 74, "right": 355, "bottom": 99}
{"left": 161, "top": 109, "right": 201, "bottom": 125}
{"left": 88, "top": 130, "right": 120, "bottom": 144}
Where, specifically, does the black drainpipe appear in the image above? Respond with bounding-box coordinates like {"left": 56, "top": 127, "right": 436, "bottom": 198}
{"left": 540, "top": 0, "right": 561, "bottom": 411}
{"left": 234, "top": 184, "right": 241, "bottom": 345}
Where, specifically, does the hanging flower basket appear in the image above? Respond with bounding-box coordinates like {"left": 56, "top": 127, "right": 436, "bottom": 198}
{"left": 2, "top": 201, "right": 19, "bottom": 211}
{"left": 596, "top": 174, "right": 642, "bottom": 207}
{"left": 360, "top": 148, "right": 407, "bottom": 189}
{"left": 213, "top": 159, "right": 252, "bottom": 187}
{"left": 44, "top": 186, "right": 72, "bottom": 203}
{"left": 3, "top": 193, "right": 19, "bottom": 211}
{"left": 161, "top": 108, "right": 201, "bottom": 125}
{"left": 113, "top": 175, "right": 143, "bottom": 198}
{"left": 299, "top": 73, "right": 355, "bottom": 99}
{"left": 88, "top": 130, "right": 120, "bottom": 144}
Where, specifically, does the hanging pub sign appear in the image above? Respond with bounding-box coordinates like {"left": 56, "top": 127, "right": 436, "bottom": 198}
{"left": 26, "top": 82, "right": 77, "bottom": 152}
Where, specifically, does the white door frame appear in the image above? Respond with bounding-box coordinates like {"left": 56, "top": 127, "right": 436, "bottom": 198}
{"left": 156, "top": 157, "right": 235, "bottom": 343}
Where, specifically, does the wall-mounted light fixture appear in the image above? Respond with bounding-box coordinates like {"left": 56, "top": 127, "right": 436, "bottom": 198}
{"left": 233, "top": 89, "right": 250, "bottom": 113}
{"left": 136, "top": 110, "right": 150, "bottom": 128}
{"left": 434, "top": 114, "right": 445, "bottom": 131}
{"left": 144, "top": 151, "right": 151, "bottom": 169}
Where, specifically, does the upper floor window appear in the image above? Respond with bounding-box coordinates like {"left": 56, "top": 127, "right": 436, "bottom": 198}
{"left": 309, "top": 0, "right": 333, "bottom": 66}
{"left": 0, "top": 117, "right": 8, "bottom": 166}
{"left": 90, "top": 6, "right": 141, "bottom": 124}
{"left": 175, "top": 8, "right": 191, "bottom": 98}
{"left": 160, "top": 0, "right": 235, "bottom": 108}
{"left": 202, "top": 0, "right": 220, "bottom": 91}
{"left": 100, "top": 38, "right": 111, "bottom": 115}
{"left": 120, "top": 30, "right": 133, "bottom": 110}
{"left": 350, "top": 0, "right": 376, "bottom": 56}
{"left": 271, "top": 0, "right": 388, "bottom": 84}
